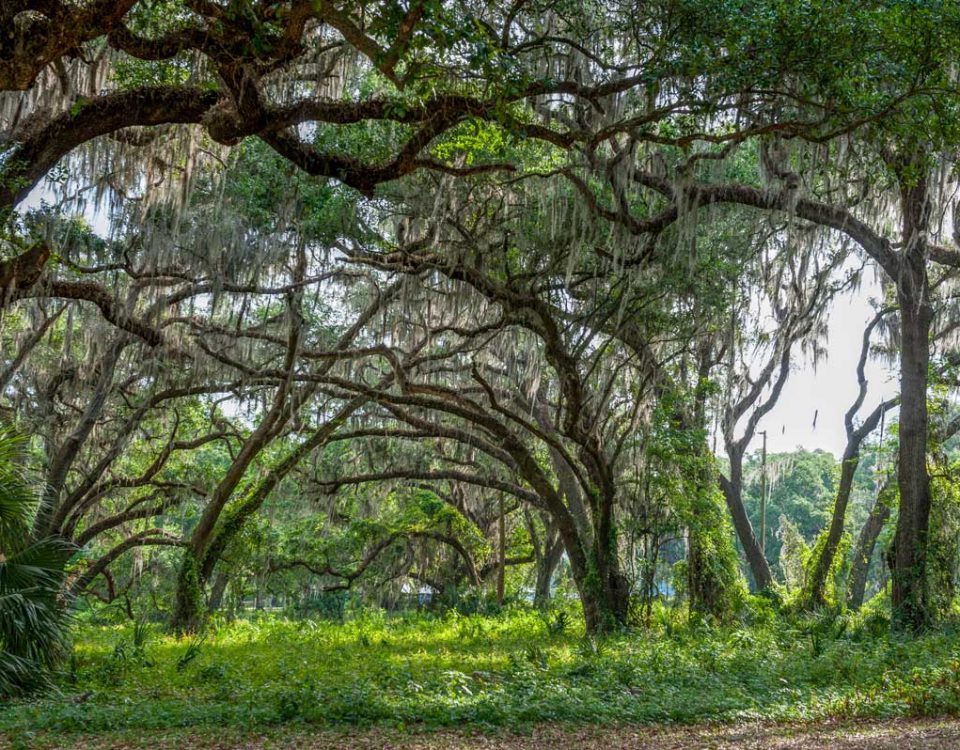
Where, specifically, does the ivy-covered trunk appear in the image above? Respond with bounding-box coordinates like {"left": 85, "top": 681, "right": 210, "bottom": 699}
{"left": 171, "top": 550, "right": 205, "bottom": 635}
{"left": 848, "top": 480, "right": 894, "bottom": 610}
{"left": 557, "top": 506, "right": 628, "bottom": 634}
{"left": 689, "top": 366, "right": 744, "bottom": 618}
{"left": 572, "top": 558, "right": 630, "bottom": 634}
{"left": 687, "top": 531, "right": 716, "bottom": 614}
{"left": 687, "top": 486, "right": 743, "bottom": 620}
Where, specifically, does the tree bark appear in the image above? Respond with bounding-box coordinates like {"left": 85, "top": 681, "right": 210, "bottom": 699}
{"left": 559, "top": 505, "right": 629, "bottom": 634}
{"left": 804, "top": 399, "right": 895, "bottom": 609}
{"left": 533, "top": 533, "right": 564, "bottom": 609}
{"left": 0, "top": 242, "right": 51, "bottom": 306}
{"left": 891, "top": 175, "right": 933, "bottom": 630}
{"left": 848, "top": 480, "right": 894, "bottom": 610}
{"left": 207, "top": 571, "right": 230, "bottom": 612}
{"left": 719, "top": 452, "right": 773, "bottom": 590}
{"left": 893, "top": 297, "right": 932, "bottom": 627}
{"left": 496, "top": 495, "right": 505, "bottom": 605}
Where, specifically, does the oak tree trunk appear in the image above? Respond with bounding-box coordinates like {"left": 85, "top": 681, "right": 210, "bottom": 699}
{"left": 893, "top": 297, "right": 933, "bottom": 628}
{"left": 719, "top": 453, "right": 773, "bottom": 590}
{"left": 891, "top": 174, "right": 933, "bottom": 630}
{"left": 534, "top": 535, "right": 564, "bottom": 609}
{"left": 848, "top": 485, "right": 893, "bottom": 611}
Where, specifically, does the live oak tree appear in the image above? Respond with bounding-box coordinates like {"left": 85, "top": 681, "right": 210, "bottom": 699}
{"left": 317, "top": 164, "right": 751, "bottom": 630}
{"left": 0, "top": 3, "right": 759, "bottom": 626}
{"left": 2, "top": 0, "right": 960, "bottom": 636}
{"left": 801, "top": 309, "right": 898, "bottom": 610}
{"left": 714, "top": 226, "right": 849, "bottom": 591}
{"left": 554, "top": 1, "right": 960, "bottom": 626}
{"left": 0, "top": 0, "right": 741, "bottom": 284}
{"left": 621, "top": 144, "right": 960, "bottom": 628}
{"left": 0, "top": 143, "right": 397, "bottom": 628}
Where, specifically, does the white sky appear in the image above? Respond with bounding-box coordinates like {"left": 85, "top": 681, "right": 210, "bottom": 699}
{"left": 746, "top": 280, "right": 899, "bottom": 457}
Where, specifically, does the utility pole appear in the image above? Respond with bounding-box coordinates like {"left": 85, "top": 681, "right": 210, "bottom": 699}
{"left": 759, "top": 430, "right": 768, "bottom": 555}
{"left": 497, "top": 495, "right": 505, "bottom": 605}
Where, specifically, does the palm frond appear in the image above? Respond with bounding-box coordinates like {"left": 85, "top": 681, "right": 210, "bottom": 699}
{"left": 0, "top": 426, "right": 35, "bottom": 550}
{"left": 0, "top": 426, "right": 71, "bottom": 697}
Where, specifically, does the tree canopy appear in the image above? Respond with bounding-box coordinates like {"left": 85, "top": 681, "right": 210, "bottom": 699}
{"left": 2, "top": 2, "right": 960, "bottom": 682}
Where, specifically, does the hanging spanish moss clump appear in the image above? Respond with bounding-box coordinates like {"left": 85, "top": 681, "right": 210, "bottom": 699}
{"left": 0, "top": 48, "right": 112, "bottom": 139}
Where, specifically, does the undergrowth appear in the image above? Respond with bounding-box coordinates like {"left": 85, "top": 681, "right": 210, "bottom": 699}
{"left": 3, "top": 601, "right": 960, "bottom": 734}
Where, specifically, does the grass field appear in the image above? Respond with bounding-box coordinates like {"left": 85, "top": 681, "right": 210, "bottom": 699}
{"left": 4, "top": 605, "right": 960, "bottom": 747}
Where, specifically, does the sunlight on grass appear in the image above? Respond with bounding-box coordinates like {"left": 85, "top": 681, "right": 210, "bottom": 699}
{"left": 4, "top": 605, "right": 960, "bottom": 734}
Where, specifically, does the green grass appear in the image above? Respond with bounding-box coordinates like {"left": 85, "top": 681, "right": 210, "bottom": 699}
{"left": 3, "top": 604, "right": 960, "bottom": 735}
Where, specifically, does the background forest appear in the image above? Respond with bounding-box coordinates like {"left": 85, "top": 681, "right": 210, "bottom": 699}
{"left": 3, "top": 0, "right": 960, "bottom": 746}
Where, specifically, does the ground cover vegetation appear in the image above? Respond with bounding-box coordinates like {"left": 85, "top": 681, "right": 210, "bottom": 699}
{"left": 3, "top": 0, "right": 960, "bottom": 744}
{"left": 7, "top": 604, "right": 960, "bottom": 736}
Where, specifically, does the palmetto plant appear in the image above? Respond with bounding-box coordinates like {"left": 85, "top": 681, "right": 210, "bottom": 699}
{"left": 0, "top": 426, "right": 73, "bottom": 696}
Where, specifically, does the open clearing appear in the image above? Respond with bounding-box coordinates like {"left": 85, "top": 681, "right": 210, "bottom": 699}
{"left": 7, "top": 616, "right": 960, "bottom": 735}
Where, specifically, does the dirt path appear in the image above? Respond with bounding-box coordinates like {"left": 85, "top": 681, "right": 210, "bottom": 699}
{"left": 6, "top": 718, "right": 960, "bottom": 750}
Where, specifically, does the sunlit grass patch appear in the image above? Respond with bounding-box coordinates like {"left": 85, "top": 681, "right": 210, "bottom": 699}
{"left": 4, "top": 605, "right": 960, "bottom": 734}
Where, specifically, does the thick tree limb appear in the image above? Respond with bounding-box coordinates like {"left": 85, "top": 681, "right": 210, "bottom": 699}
{"left": 70, "top": 529, "right": 182, "bottom": 596}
